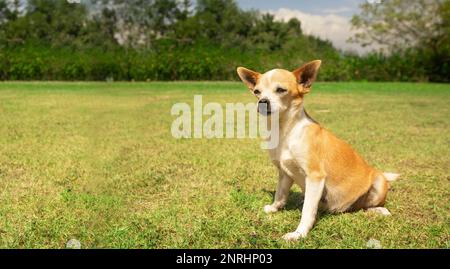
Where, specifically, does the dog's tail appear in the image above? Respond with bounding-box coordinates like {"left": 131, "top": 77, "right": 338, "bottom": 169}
{"left": 383, "top": 172, "right": 400, "bottom": 182}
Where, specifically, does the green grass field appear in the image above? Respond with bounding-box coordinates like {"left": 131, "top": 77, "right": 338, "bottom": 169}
{"left": 0, "top": 81, "right": 448, "bottom": 249}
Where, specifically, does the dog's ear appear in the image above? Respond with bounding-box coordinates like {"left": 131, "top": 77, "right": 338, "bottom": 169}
{"left": 237, "top": 67, "right": 260, "bottom": 90}
{"left": 292, "top": 60, "right": 321, "bottom": 94}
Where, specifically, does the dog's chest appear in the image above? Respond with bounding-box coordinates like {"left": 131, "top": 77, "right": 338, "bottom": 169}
{"left": 269, "top": 130, "right": 309, "bottom": 187}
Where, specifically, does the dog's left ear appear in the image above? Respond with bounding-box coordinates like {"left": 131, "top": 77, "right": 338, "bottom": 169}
{"left": 292, "top": 60, "right": 321, "bottom": 94}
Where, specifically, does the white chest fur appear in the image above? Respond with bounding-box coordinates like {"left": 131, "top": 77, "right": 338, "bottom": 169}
{"left": 268, "top": 109, "right": 312, "bottom": 191}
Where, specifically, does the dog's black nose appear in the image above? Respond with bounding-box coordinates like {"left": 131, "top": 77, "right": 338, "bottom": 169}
{"left": 258, "top": 98, "right": 271, "bottom": 115}
{"left": 258, "top": 98, "right": 270, "bottom": 105}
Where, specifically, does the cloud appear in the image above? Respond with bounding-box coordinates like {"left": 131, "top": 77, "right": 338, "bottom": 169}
{"left": 268, "top": 8, "right": 371, "bottom": 54}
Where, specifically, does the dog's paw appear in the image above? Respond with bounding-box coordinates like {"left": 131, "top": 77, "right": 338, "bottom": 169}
{"left": 282, "top": 231, "right": 306, "bottom": 241}
{"left": 263, "top": 204, "right": 278, "bottom": 214}
{"left": 366, "top": 207, "right": 391, "bottom": 216}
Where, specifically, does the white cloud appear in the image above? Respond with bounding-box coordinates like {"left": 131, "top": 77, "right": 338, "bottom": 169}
{"left": 321, "top": 7, "right": 352, "bottom": 14}
{"left": 268, "top": 8, "right": 374, "bottom": 54}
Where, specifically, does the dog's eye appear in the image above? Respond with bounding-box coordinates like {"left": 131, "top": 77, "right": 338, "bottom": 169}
{"left": 253, "top": 89, "right": 261, "bottom": 95}
{"left": 276, "top": 87, "right": 287, "bottom": 93}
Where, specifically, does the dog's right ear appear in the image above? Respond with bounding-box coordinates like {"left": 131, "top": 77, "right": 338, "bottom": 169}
{"left": 237, "top": 67, "right": 260, "bottom": 90}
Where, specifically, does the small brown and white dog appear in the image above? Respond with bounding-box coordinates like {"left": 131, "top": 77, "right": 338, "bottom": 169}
{"left": 237, "top": 60, "right": 399, "bottom": 241}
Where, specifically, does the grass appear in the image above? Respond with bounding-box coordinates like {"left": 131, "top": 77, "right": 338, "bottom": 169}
{"left": 0, "top": 81, "right": 448, "bottom": 249}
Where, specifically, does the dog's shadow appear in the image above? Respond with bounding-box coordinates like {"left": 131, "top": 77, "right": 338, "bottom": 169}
{"left": 263, "top": 189, "right": 327, "bottom": 218}
{"left": 263, "top": 189, "right": 304, "bottom": 211}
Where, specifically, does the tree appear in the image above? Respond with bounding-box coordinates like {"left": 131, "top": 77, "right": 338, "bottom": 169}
{"left": 190, "top": 0, "right": 253, "bottom": 44}
{"left": 0, "top": 0, "right": 20, "bottom": 24}
{"left": 81, "top": 4, "right": 119, "bottom": 49}
{"left": 92, "top": 0, "right": 189, "bottom": 48}
{"left": 287, "top": 18, "right": 302, "bottom": 36}
{"left": 0, "top": 0, "right": 89, "bottom": 47}
{"left": 173, "top": 0, "right": 302, "bottom": 51}
{"left": 350, "top": 0, "right": 447, "bottom": 51}
{"left": 350, "top": 0, "right": 449, "bottom": 81}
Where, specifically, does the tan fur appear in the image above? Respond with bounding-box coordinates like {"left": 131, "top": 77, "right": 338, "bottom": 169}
{"left": 237, "top": 60, "right": 398, "bottom": 239}
{"left": 304, "top": 124, "right": 388, "bottom": 213}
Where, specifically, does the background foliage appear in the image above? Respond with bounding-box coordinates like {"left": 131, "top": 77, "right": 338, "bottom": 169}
{"left": 0, "top": 0, "right": 448, "bottom": 82}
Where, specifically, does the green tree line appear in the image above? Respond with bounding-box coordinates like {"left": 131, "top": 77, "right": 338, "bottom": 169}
{"left": 0, "top": 0, "right": 448, "bottom": 82}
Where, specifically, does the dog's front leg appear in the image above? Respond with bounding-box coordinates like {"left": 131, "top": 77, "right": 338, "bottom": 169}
{"left": 283, "top": 176, "right": 325, "bottom": 241}
{"left": 264, "top": 170, "right": 293, "bottom": 214}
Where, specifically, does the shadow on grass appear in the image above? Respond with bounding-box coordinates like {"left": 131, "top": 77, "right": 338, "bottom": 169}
{"left": 263, "top": 189, "right": 328, "bottom": 219}
{"left": 263, "top": 189, "right": 304, "bottom": 211}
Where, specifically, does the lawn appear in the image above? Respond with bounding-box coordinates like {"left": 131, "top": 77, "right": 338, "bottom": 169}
{"left": 0, "top": 81, "right": 448, "bottom": 249}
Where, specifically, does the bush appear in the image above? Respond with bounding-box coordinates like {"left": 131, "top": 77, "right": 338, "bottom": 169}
{"left": 0, "top": 42, "right": 444, "bottom": 82}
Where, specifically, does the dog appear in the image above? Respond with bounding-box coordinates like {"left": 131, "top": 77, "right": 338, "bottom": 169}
{"left": 236, "top": 60, "right": 399, "bottom": 241}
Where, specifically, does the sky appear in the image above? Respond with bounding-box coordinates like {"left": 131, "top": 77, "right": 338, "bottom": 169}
{"left": 235, "top": 0, "right": 373, "bottom": 53}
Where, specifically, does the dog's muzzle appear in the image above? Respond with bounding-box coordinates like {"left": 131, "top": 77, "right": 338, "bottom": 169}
{"left": 258, "top": 98, "right": 271, "bottom": 116}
